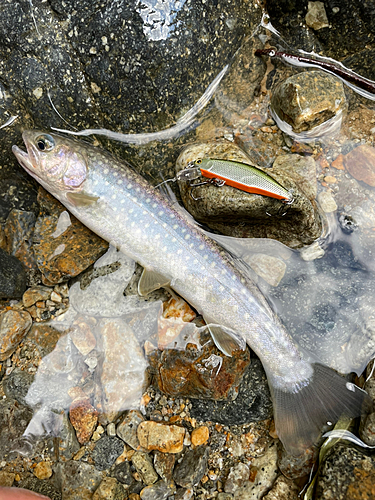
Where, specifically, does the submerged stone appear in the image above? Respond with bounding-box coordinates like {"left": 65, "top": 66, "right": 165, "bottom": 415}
{"left": 173, "top": 446, "right": 209, "bottom": 488}
{"left": 0, "top": 309, "right": 32, "bottom": 360}
{"left": 343, "top": 144, "right": 375, "bottom": 187}
{"left": 137, "top": 421, "right": 185, "bottom": 454}
{"left": 148, "top": 330, "right": 250, "bottom": 401}
{"left": 0, "top": 248, "right": 27, "bottom": 299}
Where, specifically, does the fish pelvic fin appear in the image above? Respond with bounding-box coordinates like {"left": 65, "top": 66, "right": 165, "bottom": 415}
{"left": 268, "top": 363, "right": 372, "bottom": 456}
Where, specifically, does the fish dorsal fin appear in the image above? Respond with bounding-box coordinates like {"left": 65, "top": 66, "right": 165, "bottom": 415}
{"left": 206, "top": 324, "right": 246, "bottom": 357}
{"left": 138, "top": 268, "right": 170, "bottom": 296}
{"left": 66, "top": 191, "right": 100, "bottom": 207}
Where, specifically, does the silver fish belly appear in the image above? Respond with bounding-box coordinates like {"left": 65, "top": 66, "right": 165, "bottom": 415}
{"left": 12, "top": 131, "right": 371, "bottom": 455}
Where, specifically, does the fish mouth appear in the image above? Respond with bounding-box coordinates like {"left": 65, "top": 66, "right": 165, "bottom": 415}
{"left": 12, "top": 131, "right": 41, "bottom": 179}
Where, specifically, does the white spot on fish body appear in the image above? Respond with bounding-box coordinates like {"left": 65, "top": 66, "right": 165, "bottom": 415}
{"left": 199, "top": 244, "right": 204, "bottom": 250}
{"left": 177, "top": 249, "right": 183, "bottom": 254}
{"left": 244, "top": 313, "right": 250, "bottom": 320}
{"left": 173, "top": 224, "right": 178, "bottom": 230}
{"left": 203, "top": 255, "right": 208, "bottom": 260}
{"left": 104, "top": 168, "right": 109, "bottom": 174}
{"left": 131, "top": 222, "right": 135, "bottom": 227}
{"left": 155, "top": 234, "right": 160, "bottom": 240}
{"left": 152, "top": 203, "right": 157, "bottom": 208}
{"left": 172, "top": 237, "right": 177, "bottom": 242}
{"left": 146, "top": 198, "right": 151, "bottom": 203}
{"left": 210, "top": 262, "right": 216, "bottom": 268}
{"left": 184, "top": 234, "right": 190, "bottom": 240}
{"left": 111, "top": 194, "right": 116, "bottom": 199}
{"left": 136, "top": 187, "right": 140, "bottom": 192}
{"left": 158, "top": 211, "right": 164, "bottom": 216}
{"left": 117, "top": 179, "right": 123, "bottom": 184}
{"left": 170, "top": 214, "right": 175, "bottom": 218}
{"left": 120, "top": 199, "right": 125, "bottom": 204}
{"left": 219, "top": 285, "right": 225, "bottom": 292}
{"left": 129, "top": 209, "right": 134, "bottom": 213}
{"left": 145, "top": 223, "right": 150, "bottom": 228}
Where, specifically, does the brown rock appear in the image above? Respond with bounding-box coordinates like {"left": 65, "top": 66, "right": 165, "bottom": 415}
{"left": 0, "top": 471, "right": 15, "bottom": 487}
{"left": 0, "top": 309, "right": 32, "bottom": 361}
{"left": 153, "top": 451, "right": 176, "bottom": 481}
{"left": 137, "top": 421, "right": 185, "bottom": 453}
{"left": 191, "top": 426, "right": 209, "bottom": 447}
{"left": 69, "top": 398, "right": 99, "bottom": 444}
{"left": 262, "top": 475, "right": 299, "bottom": 500}
{"left": 4, "top": 209, "right": 37, "bottom": 270}
{"left": 32, "top": 195, "right": 108, "bottom": 284}
{"left": 23, "top": 285, "right": 52, "bottom": 307}
{"left": 33, "top": 461, "right": 53, "bottom": 480}
{"left": 331, "top": 154, "right": 345, "bottom": 170}
{"left": 93, "top": 477, "right": 126, "bottom": 500}
{"left": 343, "top": 144, "right": 375, "bottom": 186}
{"left": 148, "top": 329, "right": 250, "bottom": 400}
{"left": 69, "top": 316, "right": 97, "bottom": 356}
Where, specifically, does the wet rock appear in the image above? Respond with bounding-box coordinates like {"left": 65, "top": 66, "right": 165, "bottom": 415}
{"left": 189, "top": 359, "right": 273, "bottom": 425}
{"left": 153, "top": 452, "right": 176, "bottom": 482}
{"left": 112, "top": 461, "right": 133, "bottom": 487}
{"left": 69, "top": 316, "right": 97, "bottom": 356}
{"left": 224, "top": 463, "right": 250, "bottom": 494}
{"left": 191, "top": 426, "right": 210, "bottom": 447}
{"left": 3, "top": 209, "right": 37, "bottom": 270}
{"left": 96, "top": 319, "right": 148, "bottom": 422}
{"left": 318, "top": 190, "right": 338, "bottom": 213}
{"left": 137, "top": 421, "right": 185, "bottom": 454}
{"left": 32, "top": 207, "right": 108, "bottom": 285}
{"left": 175, "top": 488, "right": 194, "bottom": 500}
{"left": 305, "top": 1, "right": 329, "bottom": 30}
{"left": 0, "top": 397, "right": 33, "bottom": 460}
{"left": 33, "top": 461, "right": 53, "bottom": 480}
{"left": 231, "top": 442, "right": 278, "bottom": 499}
{"left": 69, "top": 398, "right": 98, "bottom": 444}
{"left": 23, "top": 285, "right": 52, "bottom": 307}
{"left": 148, "top": 329, "right": 250, "bottom": 401}
{"left": 262, "top": 475, "right": 299, "bottom": 500}
{"left": 343, "top": 144, "right": 375, "bottom": 187}
{"left": 140, "top": 480, "right": 176, "bottom": 500}
{"left": 300, "top": 241, "right": 325, "bottom": 261}
{"left": 57, "top": 412, "right": 81, "bottom": 460}
{"left": 217, "top": 494, "right": 233, "bottom": 500}
{"left": 247, "top": 254, "right": 286, "bottom": 287}
{"left": 131, "top": 452, "right": 159, "bottom": 485}
{"left": 177, "top": 141, "right": 322, "bottom": 249}
{"left": 56, "top": 460, "right": 103, "bottom": 500}
{"left": 0, "top": 309, "right": 32, "bottom": 360}
{"left": 316, "top": 442, "right": 375, "bottom": 500}
{"left": 93, "top": 477, "right": 127, "bottom": 500}
{"left": 278, "top": 445, "right": 318, "bottom": 480}
{"left": 117, "top": 410, "right": 146, "bottom": 451}
{"left": 173, "top": 446, "right": 209, "bottom": 488}
{"left": 0, "top": 472, "right": 15, "bottom": 487}
{"left": 0, "top": 248, "right": 27, "bottom": 299}
{"left": 271, "top": 71, "right": 346, "bottom": 135}
{"left": 92, "top": 435, "right": 124, "bottom": 471}
{"left": 17, "top": 476, "right": 61, "bottom": 500}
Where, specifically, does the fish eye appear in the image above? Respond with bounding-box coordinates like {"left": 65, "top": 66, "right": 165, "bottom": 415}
{"left": 195, "top": 159, "right": 202, "bottom": 165}
{"left": 36, "top": 134, "right": 55, "bottom": 152}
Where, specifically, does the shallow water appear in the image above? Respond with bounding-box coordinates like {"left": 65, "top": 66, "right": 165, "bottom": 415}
{"left": 2, "top": 2, "right": 375, "bottom": 491}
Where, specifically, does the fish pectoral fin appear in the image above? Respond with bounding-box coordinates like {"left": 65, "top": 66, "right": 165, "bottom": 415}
{"left": 206, "top": 324, "right": 246, "bottom": 357}
{"left": 66, "top": 191, "right": 100, "bottom": 207}
{"left": 138, "top": 268, "right": 170, "bottom": 296}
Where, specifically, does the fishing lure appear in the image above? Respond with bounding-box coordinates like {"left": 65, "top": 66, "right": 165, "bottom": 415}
{"left": 181, "top": 158, "right": 294, "bottom": 204}
{"left": 255, "top": 48, "right": 375, "bottom": 100}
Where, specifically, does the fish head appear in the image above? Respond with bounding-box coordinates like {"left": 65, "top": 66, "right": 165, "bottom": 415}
{"left": 12, "top": 130, "right": 89, "bottom": 198}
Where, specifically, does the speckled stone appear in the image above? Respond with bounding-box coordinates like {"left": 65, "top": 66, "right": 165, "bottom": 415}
{"left": 3, "top": 209, "right": 37, "bottom": 270}
{"left": 33, "top": 461, "right": 53, "bottom": 480}
{"left": 224, "top": 463, "right": 250, "bottom": 494}
{"left": 262, "top": 475, "right": 299, "bottom": 500}
{"left": 271, "top": 71, "right": 346, "bottom": 134}
{"left": 153, "top": 451, "right": 176, "bottom": 482}
{"left": 0, "top": 471, "right": 15, "bottom": 487}
{"left": 0, "top": 309, "right": 32, "bottom": 360}
{"left": 173, "top": 446, "right": 209, "bottom": 488}
{"left": 177, "top": 141, "right": 322, "bottom": 249}
{"left": 69, "top": 398, "right": 98, "bottom": 444}
{"left": 93, "top": 477, "right": 127, "bottom": 500}
{"left": 117, "top": 410, "right": 146, "bottom": 451}
{"left": 131, "top": 452, "right": 159, "bottom": 485}
{"left": 23, "top": 285, "right": 52, "bottom": 307}
{"left": 92, "top": 435, "right": 124, "bottom": 471}
{"left": 17, "top": 476, "right": 62, "bottom": 500}
{"left": 0, "top": 248, "right": 27, "bottom": 299}
{"left": 55, "top": 460, "right": 103, "bottom": 500}
{"left": 112, "top": 461, "right": 133, "bottom": 487}
{"left": 316, "top": 443, "right": 375, "bottom": 500}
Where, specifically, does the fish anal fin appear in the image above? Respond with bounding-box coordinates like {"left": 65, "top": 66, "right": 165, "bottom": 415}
{"left": 269, "top": 363, "right": 373, "bottom": 456}
{"left": 66, "top": 191, "right": 100, "bottom": 207}
{"left": 206, "top": 324, "right": 246, "bottom": 357}
{"left": 138, "top": 268, "right": 170, "bottom": 296}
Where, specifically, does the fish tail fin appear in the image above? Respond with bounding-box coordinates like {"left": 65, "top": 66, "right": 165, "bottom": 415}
{"left": 269, "top": 363, "right": 372, "bottom": 455}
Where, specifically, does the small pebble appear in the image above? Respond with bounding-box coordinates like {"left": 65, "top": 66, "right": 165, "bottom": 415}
{"left": 137, "top": 421, "right": 185, "bottom": 453}
{"left": 191, "top": 426, "right": 210, "bottom": 447}
{"left": 33, "top": 461, "right": 53, "bottom": 480}
{"left": 131, "top": 451, "right": 159, "bottom": 485}
{"left": 318, "top": 191, "right": 337, "bottom": 213}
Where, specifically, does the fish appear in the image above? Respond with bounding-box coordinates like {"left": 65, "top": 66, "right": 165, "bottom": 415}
{"left": 255, "top": 48, "right": 375, "bottom": 100}
{"left": 186, "top": 158, "right": 294, "bottom": 202}
{"left": 12, "top": 130, "right": 371, "bottom": 455}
